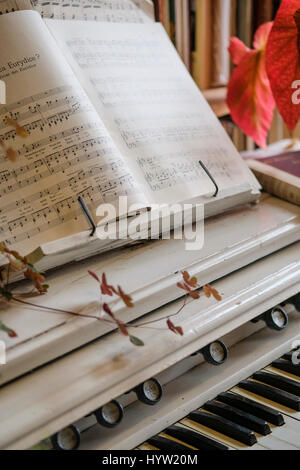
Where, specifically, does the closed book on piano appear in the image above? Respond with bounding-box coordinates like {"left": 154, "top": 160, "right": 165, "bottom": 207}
{"left": 0, "top": 7, "right": 260, "bottom": 274}
{"left": 246, "top": 151, "right": 300, "bottom": 206}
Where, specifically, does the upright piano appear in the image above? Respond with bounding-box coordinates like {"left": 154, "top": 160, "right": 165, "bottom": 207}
{"left": 0, "top": 194, "right": 299, "bottom": 450}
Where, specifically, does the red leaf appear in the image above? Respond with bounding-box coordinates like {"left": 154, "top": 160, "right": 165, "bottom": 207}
{"left": 118, "top": 321, "right": 129, "bottom": 337}
{"left": 203, "top": 285, "right": 222, "bottom": 302}
{"left": 24, "top": 268, "right": 46, "bottom": 294}
{"left": 167, "top": 319, "right": 184, "bottom": 336}
{"left": 228, "top": 37, "right": 249, "bottom": 65}
{"left": 0, "top": 320, "right": 17, "bottom": 338}
{"left": 203, "top": 285, "right": 211, "bottom": 298}
{"left": 227, "top": 22, "right": 275, "bottom": 148}
{"left": 8, "top": 328, "right": 17, "bottom": 338}
{"left": 101, "top": 273, "right": 115, "bottom": 296}
{"left": 266, "top": 0, "right": 300, "bottom": 130}
{"left": 182, "top": 271, "right": 198, "bottom": 288}
{"left": 102, "top": 302, "right": 116, "bottom": 319}
{"left": 88, "top": 270, "right": 100, "bottom": 283}
{"left": 117, "top": 286, "right": 134, "bottom": 308}
{"left": 177, "top": 281, "right": 200, "bottom": 300}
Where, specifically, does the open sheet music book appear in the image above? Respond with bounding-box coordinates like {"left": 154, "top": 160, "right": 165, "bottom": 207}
{"left": 0, "top": 0, "right": 155, "bottom": 22}
{"left": 0, "top": 9, "right": 260, "bottom": 274}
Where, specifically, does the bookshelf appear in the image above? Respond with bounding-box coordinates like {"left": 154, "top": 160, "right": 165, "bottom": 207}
{"left": 154, "top": 0, "right": 283, "bottom": 151}
{"left": 202, "top": 87, "right": 229, "bottom": 118}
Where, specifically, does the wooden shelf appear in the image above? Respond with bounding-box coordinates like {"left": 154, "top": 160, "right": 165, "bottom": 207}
{"left": 202, "top": 87, "right": 229, "bottom": 118}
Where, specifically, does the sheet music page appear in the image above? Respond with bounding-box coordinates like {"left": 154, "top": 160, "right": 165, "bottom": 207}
{"left": 0, "top": 0, "right": 155, "bottom": 22}
{"left": 0, "top": 11, "right": 147, "bottom": 255}
{"left": 46, "top": 20, "right": 260, "bottom": 205}
{"left": 32, "top": 0, "right": 154, "bottom": 22}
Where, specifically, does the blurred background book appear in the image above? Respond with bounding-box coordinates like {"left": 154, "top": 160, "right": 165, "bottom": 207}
{"left": 152, "top": 0, "right": 295, "bottom": 152}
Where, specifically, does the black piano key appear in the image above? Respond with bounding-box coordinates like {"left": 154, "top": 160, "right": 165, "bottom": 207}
{"left": 164, "top": 425, "right": 229, "bottom": 451}
{"left": 188, "top": 410, "right": 257, "bottom": 446}
{"left": 217, "top": 392, "right": 285, "bottom": 426}
{"left": 238, "top": 380, "right": 300, "bottom": 411}
{"left": 148, "top": 436, "right": 192, "bottom": 451}
{"left": 272, "top": 359, "right": 300, "bottom": 378}
{"left": 203, "top": 400, "right": 271, "bottom": 435}
{"left": 253, "top": 371, "right": 300, "bottom": 397}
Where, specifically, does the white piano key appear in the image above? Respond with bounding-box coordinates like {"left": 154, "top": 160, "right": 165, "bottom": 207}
{"left": 138, "top": 443, "right": 159, "bottom": 450}
{"left": 270, "top": 416, "right": 300, "bottom": 449}
{"left": 180, "top": 417, "right": 266, "bottom": 450}
{"left": 158, "top": 432, "right": 197, "bottom": 450}
{"left": 258, "top": 433, "right": 299, "bottom": 451}
{"left": 270, "top": 429, "right": 300, "bottom": 449}
{"left": 264, "top": 366, "right": 300, "bottom": 384}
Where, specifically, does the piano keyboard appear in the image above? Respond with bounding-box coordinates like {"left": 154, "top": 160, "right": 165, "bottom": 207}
{"left": 139, "top": 349, "right": 300, "bottom": 451}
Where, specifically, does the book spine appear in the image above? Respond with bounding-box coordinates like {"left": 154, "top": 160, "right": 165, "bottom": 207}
{"left": 211, "top": 0, "right": 231, "bottom": 87}
{"left": 253, "top": 0, "right": 273, "bottom": 29}
{"left": 237, "top": 0, "right": 253, "bottom": 47}
{"left": 175, "top": 0, "right": 184, "bottom": 60}
{"left": 192, "top": 0, "right": 212, "bottom": 90}
{"left": 169, "top": 0, "right": 176, "bottom": 45}
{"left": 163, "top": 0, "right": 171, "bottom": 37}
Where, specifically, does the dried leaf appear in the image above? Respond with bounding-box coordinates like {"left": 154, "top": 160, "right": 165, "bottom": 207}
{"left": 88, "top": 270, "right": 100, "bottom": 283}
{"left": 5, "top": 147, "right": 17, "bottom": 162}
{"left": 167, "top": 318, "right": 184, "bottom": 336}
{"left": 102, "top": 302, "right": 115, "bottom": 319}
{"left": 177, "top": 282, "right": 200, "bottom": 300}
{"left": 6, "top": 117, "right": 27, "bottom": 138}
{"left": 118, "top": 321, "right": 129, "bottom": 337}
{"left": 101, "top": 273, "right": 116, "bottom": 296}
{"left": 182, "top": 271, "right": 198, "bottom": 288}
{"left": 24, "top": 268, "right": 47, "bottom": 294}
{"left": 117, "top": 286, "right": 134, "bottom": 308}
{"left": 0, "top": 320, "right": 17, "bottom": 338}
{"left": 211, "top": 287, "right": 222, "bottom": 302}
{"left": 203, "top": 285, "right": 211, "bottom": 298}
{"left": 203, "top": 285, "right": 222, "bottom": 302}
{"left": 130, "top": 335, "right": 144, "bottom": 347}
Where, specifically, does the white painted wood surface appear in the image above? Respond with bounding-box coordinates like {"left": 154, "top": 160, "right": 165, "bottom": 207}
{"left": 80, "top": 311, "right": 300, "bottom": 450}
{"left": 0, "top": 241, "right": 299, "bottom": 449}
{"left": 0, "top": 195, "right": 299, "bottom": 385}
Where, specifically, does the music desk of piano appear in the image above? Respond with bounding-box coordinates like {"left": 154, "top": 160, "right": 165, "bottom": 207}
{"left": 0, "top": 194, "right": 299, "bottom": 450}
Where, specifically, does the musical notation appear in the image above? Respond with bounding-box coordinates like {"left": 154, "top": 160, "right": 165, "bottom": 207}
{"left": 137, "top": 148, "right": 245, "bottom": 192}
{"left": 0, "top": 82, "right": 140, "bottom": 253}
{"left": 33, "top": 0, "right": 153, "bottom": 23}
{"left": 116, "top": 113, "right": 215, "bottom": 150}
{"left": 3, "top": 176, "right": 137, "bottom": 247}
{"left": 0, "top": 0, "right": 154, "bottom": 23}
{"left": 90, "top": 77, "right": 194, "bottom": 109}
